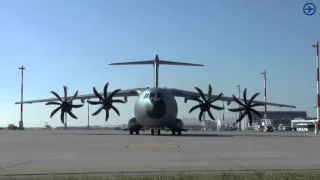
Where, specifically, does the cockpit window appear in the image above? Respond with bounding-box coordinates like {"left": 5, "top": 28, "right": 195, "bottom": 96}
{"left": 144, "top": 92, "right": 163, "bottom": 99}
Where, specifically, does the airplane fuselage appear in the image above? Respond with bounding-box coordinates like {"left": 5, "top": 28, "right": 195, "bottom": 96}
{"left": 134, "top": 87, "right": 178, "bottom": 128}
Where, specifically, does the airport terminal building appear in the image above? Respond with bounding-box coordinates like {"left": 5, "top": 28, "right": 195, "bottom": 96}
{"left": 251, "top": 111, "right": 308, "bottom": 126}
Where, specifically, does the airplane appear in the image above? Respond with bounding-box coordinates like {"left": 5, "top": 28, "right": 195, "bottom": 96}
{"left": 15, "top": 55, "right": 296, "bottom": 136}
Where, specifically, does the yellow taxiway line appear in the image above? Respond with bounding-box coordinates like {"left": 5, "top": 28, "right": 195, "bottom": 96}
{"left": 127, "top": 144, "right": 179, "bottom": 148}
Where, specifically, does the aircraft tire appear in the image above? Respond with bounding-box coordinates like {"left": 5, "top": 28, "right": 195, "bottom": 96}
{"left": 177, "top": 130, "right": 181, "bottom": 136}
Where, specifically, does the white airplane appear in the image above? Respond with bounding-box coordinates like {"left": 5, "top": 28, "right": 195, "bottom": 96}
{"left": 15, "top": 55, "right": 296, "bottom": 136}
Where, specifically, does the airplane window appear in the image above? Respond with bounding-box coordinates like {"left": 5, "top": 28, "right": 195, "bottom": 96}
{"left": 149, "top": 93, "right": 155, "bottom": 98}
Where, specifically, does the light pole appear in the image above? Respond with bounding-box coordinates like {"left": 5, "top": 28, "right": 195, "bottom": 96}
{"left": 236, "top": 84, "right": 241, "bottom": 130}
{"left": 261, "top": 70, "right": 268, "bottom": 119}
{"left": 64, "top": 86, "right": 68, "bottom": 130}
{"left": 18, "top": 66, "right": 25, "bottom": 130}
{"left": 222, "top": 93, "right": 225, "bottom": 131}
{"left": 87, "top": 101, "right": 90, "bottom": 130}
{"left": 312, "top": 42, "right": 319, "bottom": 134}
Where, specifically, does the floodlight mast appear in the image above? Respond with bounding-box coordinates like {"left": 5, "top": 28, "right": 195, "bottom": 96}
{"left": 312, "top": 42, "right": 319, "bottom": 134}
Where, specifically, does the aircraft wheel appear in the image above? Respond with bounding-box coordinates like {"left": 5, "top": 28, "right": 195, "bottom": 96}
{"left": 151, "top": 129, "right": 155, "bottom": 135}
{"left": 157, "top": 129, "right": 161, "bottom": 135}
{"left": 177, "top": 130, "right": 182, "bottom": 136}
{"left": 129, "top": 130, "right": 133, "bottom": 135}
{"left": 135, "top": 130, "right": 139, "bottom": 135}
{"left": 171, "top": 131, "right": 176, "bottom": 135}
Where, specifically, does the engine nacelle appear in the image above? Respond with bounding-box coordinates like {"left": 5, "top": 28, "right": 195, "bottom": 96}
{"left": 128, "top": 118, "right": 143, "bottom": 130}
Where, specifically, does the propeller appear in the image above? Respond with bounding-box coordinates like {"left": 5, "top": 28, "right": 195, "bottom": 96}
{"left": 87, "top": 83, "right": 125, "bottom": 121}
{"left": 228, "top": 88, "right": 265, "bottom": 125}
{"left": 45, "top": 86, "right": 84, "bottom": 124}
{"left": 187, "top": 84, "right": 224, "bottom": 121}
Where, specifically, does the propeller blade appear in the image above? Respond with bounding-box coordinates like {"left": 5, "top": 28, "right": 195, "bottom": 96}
{"left": 68, "top": 90, "right": 78, "bottom": 102}
{"left": 105, "top": 110, "right": 110, "bottom": 121}
{"left": 243, "top": 88, "right": 248, "bottom": 104}
{"left": 195, "top": 87, "right": 206, "bottom": 101}
{"left": 93, "top": 87, "right": 104, "bottom": 100}
{"left": 112, "top": 99, "right": 126, "bottom": 103}
{"left": 235, "top": 112, "right": 246, "bottom": 123}
{"left": 50, "top": 106, "right": 61, "bottom": 118}
{"left": 71, "top": 104, "right": 84, "bottom": 108}
{"left": 46, "top": 101, "right": 61, "bottom": 105}
{"left": 228, "top": 107, "right": 245, "bottom": 112}
{"left": 198, "top": 110, "right": 204, "bottom": 122}
{"left": 63, "top": 86, "right": 68, "bottom": 101}
{"left": 251, "top": 102, "right": 265, "bottom": 107}
{"left": 208, "top": 84, "right": 212, "bottom": 101}
{"left": 110, "top": 104, "right": 120, "bottom": 116}
{"left": 209, "top": 104, "right": 224, "bottom": 110}
{"left": 232, "top": 94, "right": 245, "bottom": 107}
{"left": 251, "top": 108, "right": 262, "bottom": 118}
{"left": 248, "top": 92, "right": 260, "bottom": 105}
{"left": 207, "top": 110, "right": 215, "bottom": 120}
{"left": 189, "top": 104, "right": 202, "bottom": 113}
{"left": 103, "top": 83, "right": 109, "bottom": 99}
{"left": 247, "top": 111, "right": 253, "bottom": 125}
{"left": 107, "top": 89, "right": 122, "bottom": 101}
{"left": 60, "top": 111, "right": 65, "bottom": 124}
{"left": 87, "top": 100, "right": 101, "bottom": 105}
{"left": 210, "top": 93, "right": 223, "bottom": 103}
{"left": 68, "top": 110, "right": 78, "bottom": 119}
{"left": 50, "top": 91, "right": 63, "bottom": 102}
{"left": 92, "top": 106, "right": 103, "bottom": 116}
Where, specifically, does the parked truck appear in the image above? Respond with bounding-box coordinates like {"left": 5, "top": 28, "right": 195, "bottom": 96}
{"left": 8, "top": 124, "right": 17, "bottom": 130}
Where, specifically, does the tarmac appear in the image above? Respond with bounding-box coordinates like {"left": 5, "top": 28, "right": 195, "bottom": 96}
{"left": 1, "top": 129, "right": 320, "bottom": 177}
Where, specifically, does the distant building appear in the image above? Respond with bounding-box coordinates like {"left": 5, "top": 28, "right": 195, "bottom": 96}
{"left": 181, "top": 118, "right": 203, "bottom": 130}
{"left": 251, "top": 111, "right": 308, "bottom": 126}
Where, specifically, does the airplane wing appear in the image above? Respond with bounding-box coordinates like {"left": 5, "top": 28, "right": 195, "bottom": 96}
{"left": 168, "top": 88, "right": 296, "bottom": 108}
{"left": 15, "top": 88, "right": 146, "bottom": 104}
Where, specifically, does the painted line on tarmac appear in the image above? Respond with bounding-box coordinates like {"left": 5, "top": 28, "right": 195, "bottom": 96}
{"left": 0, "top": 149, "right": 79, "bottom": 172}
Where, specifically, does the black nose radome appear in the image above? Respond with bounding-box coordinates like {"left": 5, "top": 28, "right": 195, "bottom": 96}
{"left": 146, "top": 99, "right": 166, "bottom": 119}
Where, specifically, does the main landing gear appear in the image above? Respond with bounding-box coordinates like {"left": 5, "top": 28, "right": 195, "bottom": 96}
{"left": 129, "top": 130, "right": 140, "bottom": 135}
{"left": 171, "top": 130, "right": 182, "bottom": 136}
{"left": 151, "top": 129, "right": 161, "bottom": 135}
{"left": 129, "top": 129, "right": 145, "bottom": 135}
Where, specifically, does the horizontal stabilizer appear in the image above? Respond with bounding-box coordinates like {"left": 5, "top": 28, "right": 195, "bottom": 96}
{"left": 158, "top": 60, "right": 203, "bottom": 66}
{"left": 109, "top": 60, "right": 203, "bottom": 66}
{"left": 109, "top": 60, "right": 154, "bottom": 65}
{"left": 108, "top": 55, "right": 203, "bottom": 87}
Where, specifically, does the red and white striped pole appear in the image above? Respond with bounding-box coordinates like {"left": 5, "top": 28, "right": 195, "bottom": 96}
{"left": 261, "top": 70, "right": 267, "bottom": 119}
{"left": 312, "top": 42, "right": 319, "bottom": 134}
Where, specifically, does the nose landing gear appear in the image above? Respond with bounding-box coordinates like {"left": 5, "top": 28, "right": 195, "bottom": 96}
{"left": 151, "top": 129, "right": 161, "bottom": 135}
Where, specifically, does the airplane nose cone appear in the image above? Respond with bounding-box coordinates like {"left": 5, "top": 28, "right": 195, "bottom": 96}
{"left": 146, "top": 99, "right": 166, "bottom": 119}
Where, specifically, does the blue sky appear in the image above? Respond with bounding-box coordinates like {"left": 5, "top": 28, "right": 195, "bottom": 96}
{"left": 0, "top": 0, "right": 319, "bottom": 127}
